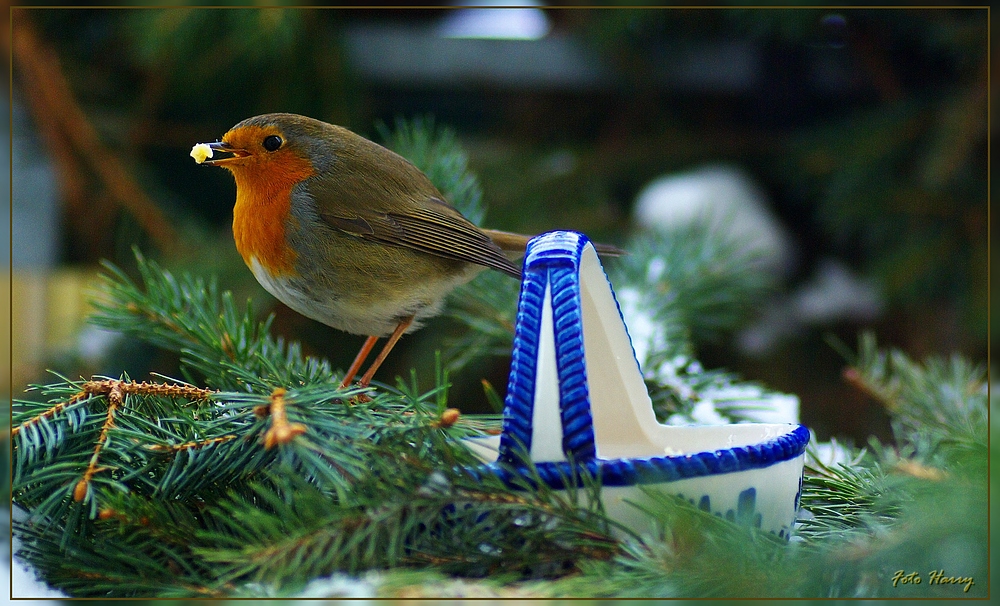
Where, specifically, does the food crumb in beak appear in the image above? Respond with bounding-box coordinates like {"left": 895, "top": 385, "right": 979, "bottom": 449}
{"left": 190, "top": 143, "right": 213, "bottom": 164}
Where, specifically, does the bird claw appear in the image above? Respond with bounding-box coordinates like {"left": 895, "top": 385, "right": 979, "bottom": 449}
{"left": 337, "top": 382, "right": 373, "bottom": 404}
{"left": 351, "top": 393, "right": 372, "bottom": 404}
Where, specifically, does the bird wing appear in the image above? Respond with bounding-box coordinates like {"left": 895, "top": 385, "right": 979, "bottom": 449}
{"left": 319, "top": 199, "right": 522, "bottom": 278}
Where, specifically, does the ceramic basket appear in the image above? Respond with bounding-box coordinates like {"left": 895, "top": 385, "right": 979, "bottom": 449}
{"left": 464, "top": 231, "right": 808, "bottom": 538}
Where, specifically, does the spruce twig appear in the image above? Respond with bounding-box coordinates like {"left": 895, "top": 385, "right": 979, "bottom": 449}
{"left": 88, "top": 248, "right": 338, "bottom": 392}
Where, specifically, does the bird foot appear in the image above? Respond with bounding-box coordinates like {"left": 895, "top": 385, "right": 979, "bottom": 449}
{"left": 350, "top": 392, "right": 372, "bottom": 404}
{"left": 337, "top": 380, "right": 373, "bottom": 403}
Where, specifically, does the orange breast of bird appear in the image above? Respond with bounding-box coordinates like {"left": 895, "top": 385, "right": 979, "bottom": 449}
{"left": 229, "top": 135, "right": 316, "bottom": 277}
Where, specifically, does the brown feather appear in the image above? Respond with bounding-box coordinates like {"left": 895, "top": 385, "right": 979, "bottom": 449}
{"left": 320, "top": 207, "right": 521, "bottom": 278}
{"left": 482, "top": 228, "right": 626, "bottom": 257}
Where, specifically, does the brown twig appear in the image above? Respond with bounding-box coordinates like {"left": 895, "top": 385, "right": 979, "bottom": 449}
{"left": 11, "top": 391, "right": 91, "bottom": 439}
{"left": 145, "top": 434, "right": 238, "bottom": 453}
{"left": 13, "top": 380, "right": 215, "bottom": 440}
{"left": 841, "top": 366, "right": 900, "bottom": 412}
{"left": 79, "top": 379, "right": 217, "bottom": 401}
{"left": 74, "top": 381, "right": 124, "bottom": 502}
{"left": 262, "top": 387, "right": 307, "bottom": 449}
{"left": 894, "top": 459, "right": 947, "bottom": 481}
{"left": 12, "top": 12, "right": 178, "bottom": 254}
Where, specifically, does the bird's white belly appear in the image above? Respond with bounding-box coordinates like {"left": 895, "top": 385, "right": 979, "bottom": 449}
{"left": 247, "top": 256, "right": 459, "bottom": 337}
{"left": 249, "top": 257, "right": 322, "bottom": 319}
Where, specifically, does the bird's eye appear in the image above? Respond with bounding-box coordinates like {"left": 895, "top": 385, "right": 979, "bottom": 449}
{"left": 263, "top": 135, "right": 282, "bottom": 152}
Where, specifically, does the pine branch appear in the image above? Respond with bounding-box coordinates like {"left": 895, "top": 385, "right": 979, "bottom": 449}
{"left": 843, "top": 332, "right": 987, "bottom": 458}
{"left": 789, "top": 333, "right": 988, "bottom": 596}
{"left": 88, "top": 248, "right": 337, "bottom": 392}
{"left": 12, "top": 370, "right": 504, "bottom": 596}
{"left": 194, "top": 455, "right": 622, "bottom": 592}
{"left": 798, "top": 452, "right": 902, "bottom": 542}
{"left": 614, "top": 221, "right": 777, "bottom": 347}
{"left": 15, "top": 516, "right": 226, "bottom": 598}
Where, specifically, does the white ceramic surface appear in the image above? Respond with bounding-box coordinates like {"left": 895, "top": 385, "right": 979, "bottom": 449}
{"left": 466, "top": 231, "right": 807, "bottom": 538}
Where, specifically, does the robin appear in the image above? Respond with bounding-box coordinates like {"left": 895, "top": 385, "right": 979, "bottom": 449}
{"left": 193, "top": 113, "right": 621, "bottom": 389}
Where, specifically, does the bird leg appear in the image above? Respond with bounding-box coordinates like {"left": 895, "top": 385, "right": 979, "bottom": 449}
{"left": 339, "top": 335, "right": 379, "bottom": 389}
{"left": 358, "top": 315, "right": 414, "bottom": 387}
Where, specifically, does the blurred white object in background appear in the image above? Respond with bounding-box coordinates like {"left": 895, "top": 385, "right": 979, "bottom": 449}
{"left": 737, "top": 257, "right": 884, "bottom": 356}
{"left": 633, "top": 164, "right": 796, "bottom": 278}
{"left": 633, "top": 164, "right": 884, "bottom": 357}
{"left": 438, "top": 0, "right": 551, "bottom": 40}
{"left": 793, "top": 258, "right": 884, "bottom": 324}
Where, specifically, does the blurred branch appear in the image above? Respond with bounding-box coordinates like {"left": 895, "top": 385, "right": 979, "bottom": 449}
{"left": 12, "top": 12, "right": 178, "bottom": 255}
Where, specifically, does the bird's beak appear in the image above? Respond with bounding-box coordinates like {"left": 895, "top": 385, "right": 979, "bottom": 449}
{"left": 197, "top": 141, "right": 250, "bottom": 166}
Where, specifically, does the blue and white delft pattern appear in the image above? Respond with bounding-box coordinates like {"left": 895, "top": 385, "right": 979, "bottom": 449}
{"left": 472, "top": 231, "right": 808, "bottom": 536}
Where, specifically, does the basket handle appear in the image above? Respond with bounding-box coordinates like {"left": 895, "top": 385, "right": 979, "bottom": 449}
{"left": 498, "top": 231, "right": 660, "bottom": 464}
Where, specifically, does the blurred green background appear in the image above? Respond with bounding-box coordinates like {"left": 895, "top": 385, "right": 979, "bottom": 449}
{"left": 6, "top": 4, "right": 989, "bottom": 445}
